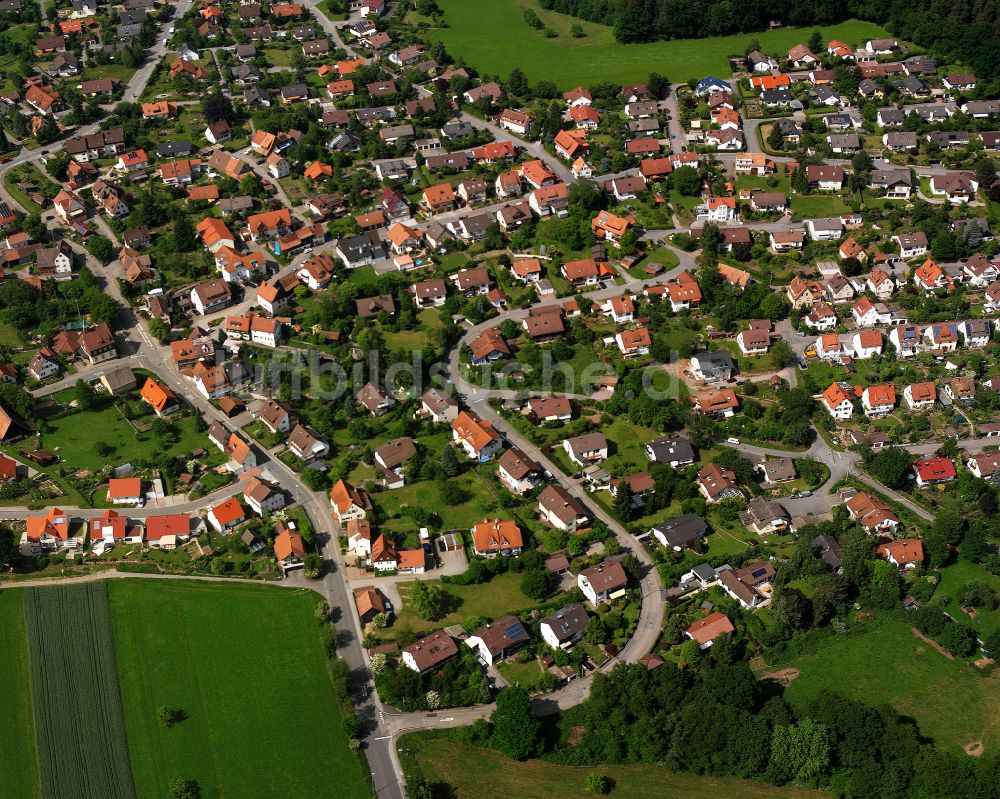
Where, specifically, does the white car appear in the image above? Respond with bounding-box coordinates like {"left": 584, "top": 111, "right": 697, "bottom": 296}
{"left": 726, "top": 437, "right": 741, "bottom": 445}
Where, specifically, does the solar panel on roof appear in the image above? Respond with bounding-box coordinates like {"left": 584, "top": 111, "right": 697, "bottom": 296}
{"left": 751, "top": 567, "right": 767, "bottom": 579}
{"left": 505, "top": 621, "right": 525, "bottom": 639}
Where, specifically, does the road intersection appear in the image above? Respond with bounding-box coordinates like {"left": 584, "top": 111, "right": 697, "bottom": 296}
{"left": 0, "top": 16, "right": 965, "bottom": 799}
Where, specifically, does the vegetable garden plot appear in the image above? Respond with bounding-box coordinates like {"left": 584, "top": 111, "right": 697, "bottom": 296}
{"left": 22, "top": 583, "right": 136, "bottom": 799}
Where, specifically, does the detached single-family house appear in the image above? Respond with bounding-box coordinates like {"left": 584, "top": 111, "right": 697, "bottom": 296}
{"left": 578, "top": 560, "right": 628, "bottom": 606}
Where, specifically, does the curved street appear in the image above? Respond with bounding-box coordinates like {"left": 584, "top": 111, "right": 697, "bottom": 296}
{"left": 0, "top": 15, "right": 963, "bottom": 799}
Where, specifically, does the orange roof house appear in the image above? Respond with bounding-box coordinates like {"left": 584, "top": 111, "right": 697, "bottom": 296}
{"left": 26, "top": 507, "right": 71, "bottom": 544}
{"left": 876, "top": 539, "right": 924, "bottom": 568}
{"left": 686, "top": 611, "right": 735, "bottom": 647}
{"left": 247, "top": 208, "right": 292, "bottom": 238}
{"left": 553, "top": 129, "right": 588, "bottom": 159}
{"left": 750, "top": 74, "right": 792, "bottom": 90}
{"left": 196, "top": 217, "right": 234, "bottom": 250}
{"left": 718, "top": 263, "right": 751, "bottom": 289}
{"left": 519, "top": 159, "right": 556, "bottom": 188}
{"left": 139, "top": 377, "right": 178, "bottom": 415}
{"left": 591, "top": 209, "right": 632, "bottom": 241}
{"left": 337, "top": 58, "right": 366, "bottom": 75}
{"left": 272, "top": 2, "right": 303, "bottom": 17}
{"left": 451, "top": 411, "right": 501, "bottom": 459}
{"left": 329, "top": 478, "right": 371, "bottom": 520}
{"left": 472, "top": 519, "right": 524, "bottom": 556}
{"left": 569, "top": 105, "right": 601, "bottom": 126}
{"left": 251, "top": 129, "right": 277, "bottom": 155}
{"left": 304, "top": 161, "right": 334, "bottom": 181}
{"left": 170, "top": 60, "right": 206, "bottom": 80}
{"left": 107, "top": 477, "right": 142, "bottom": 501}
{"left": 141, "top": 101, "right": 178, "bottom": 118}
{"left": 209, "top": 496, "right": 246, "bottom": 530}
{"left": 274, "top": 526, "right": 306, "bottom": 562}
{"left": 421, "top": 183, "right": 455, "bottom": 211}
{"left": 913, "top": 257, "right": 955, "bottom": 292}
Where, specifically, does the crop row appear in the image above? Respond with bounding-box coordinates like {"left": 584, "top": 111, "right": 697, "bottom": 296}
{"left": 23, "top": 583, "right": 137, "bottom": 799}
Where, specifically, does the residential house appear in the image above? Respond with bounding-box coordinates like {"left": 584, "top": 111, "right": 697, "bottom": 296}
{"left": 451, "top": 411, "right": 502, "bottom": 461}
{"left": 692, "top": 388, "right": 739, "bottom": 417}
{"left": 538, "top": 484, "right": 589, "bottom": 532}
{"left": 913, "top": 456, "right": 957, "bottom": 487}
{"left": 496, "top": 447, "right": 542, "bottom": 494}
{"left": 822, "top": 383, "right": 854, "bottom": 420}
{"left": 562, "top": 432, "right": 608, "bottom": 466}
{"left": 208, "top": 496, "right": 246, "bottom": 533}
{"left": 877, "top": 539, "right": 924, "bottom": 569}
{"left": 861, "top": 384, "right": 896, "bottom": 417}
{"left": 472, "top": 519, "right": 524, "bottom": 558}
{"left": 697, "top": 463, "right": 741, "bottom": 503}
{"left": 645, "top": 437, "right": 695, "bottom": 467}
{"left": 401, "top": 632, "right": 458, "bottom": 674}
{"left": 540, "top": 604, "right": 588, "bottom": 650}
{"left": 651, "top": 513, "right": 708, "bottom": 551}
{"left": 904, "top": 381, "right": 936, "bottom": 410}
{"left": 578, "top": 560, "right": 628, "bottom": 606}
{"left": 329, "top": 479, "right": 371, "bottom": 523}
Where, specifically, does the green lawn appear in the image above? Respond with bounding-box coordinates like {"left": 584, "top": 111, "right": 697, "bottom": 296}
{"left": 261, "top": 45, "right": 298, "bottom": 67}
{"left": 790, "top": 193, "right": 852, "bottom": 219}
{"left": 109, "top": 580, "right": 371, "bottom": 799}
{"left": 371, "top": 471, "right": 502, "bottom": 533}
{"left": 3, "top": 174, "right": 41, "bottom": 214}
{"left": 601, "top": 416, "right": 659, "bottom": 472}
{"left": 315, "top": 0, "right": 347, "bottom": 20}
{"left": 348, "top": 266, "right": 379, "bottom": 287}
{"left": 0, "top": 321, "right": 21, "bottom": 347}
{"left": 392, "top": 571, "right": 547, "bottom": 640}
{"left": 0, "top": 591, "right": 40, "bottom": 799}
{"left": 497, "top": 657, "right": 546, "bottom": 691}
{"left": 935, "top": 560, "right": 1000, "bottom": 638}
{"left": 637, "top": 247, "right": 680, "bottom": 275}
{"left": 402, "top": 736, "right": 829, "bottom": 799}
{"left": 82, "top": 64, "right": 137, "bottom": 83}
{"left": 427, "top": 1, "right": 889, "bottom": 87}
{"left": 37, "top": 401, "right": 206, "bottom": 474}
{"left": 776, "top": 615, "right": 1000, "bottom": 753}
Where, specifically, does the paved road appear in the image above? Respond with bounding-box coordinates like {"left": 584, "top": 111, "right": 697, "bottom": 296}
{"left": 1, "top": 12, "right": 974, "bottom": 797}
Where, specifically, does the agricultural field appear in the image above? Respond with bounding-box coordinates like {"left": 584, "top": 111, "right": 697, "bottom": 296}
{"left": 425, "top": 0, "right": 890, "bottom": 87}
{"left": 402, "top": 735, "right": 829, "bottom": 799}
{"left": 0, "top": 590, "right": 39, "bottom": 799}
{"left": 22, "top": 583, "right": 136, "bottom": 799}
{"left": 109, "top": 579, "right": 371, "bottom": 799}
{"left": 2, "top": 580, "right": 371, "bottom": 799}
{"left": 774, "top": 615, "right": 1000, "bottom": 753}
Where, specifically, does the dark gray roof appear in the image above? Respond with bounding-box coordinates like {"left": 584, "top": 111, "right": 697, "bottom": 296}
{"left": 156, "top": 140, "right": 191, "bottom": 157}
{"left": 811, "top": 534, "right": 842, "bottom": 569}
{"left": 539, "top": 603, "right": 588, "bottom": 643}
{"left": 652, "top": 513, "right": 708, "bottom": 548}
{"left": 646, "top": 436, "right": 694, "bottom": 464}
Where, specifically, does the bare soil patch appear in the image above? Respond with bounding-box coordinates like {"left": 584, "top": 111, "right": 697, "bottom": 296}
{"left": 762, "top": 667, "right": 801, "bottom": 686}
{"left": 912, "top": 627, "right": 954, "bottom": 660}
{"left": 964, "top": 740, "right": 984, "bottom": 757}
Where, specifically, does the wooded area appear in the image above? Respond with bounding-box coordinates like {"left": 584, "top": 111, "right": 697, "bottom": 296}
{"left": 538, "top": 0, "right": 1000, "bottom": 80}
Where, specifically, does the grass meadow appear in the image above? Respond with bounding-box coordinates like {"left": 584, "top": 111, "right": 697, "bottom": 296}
{"left": 1, "top": 580, "right": 371, "bottom": 799}
{"left": 424, "top": 0, "right": 890, "bottom": 87}
{"left": 109, "top": 580, "right": 371, "bottom": 799}
{"left": 777, "top": 615, "right": 1000, "bottom": 754}
{"left": 402, "top": 735, "right": 829, "bottom": 799}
